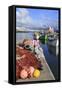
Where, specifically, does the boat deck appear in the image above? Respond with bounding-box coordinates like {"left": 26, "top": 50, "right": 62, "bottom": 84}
{"left": 16, "top": 48, "right": 55, "bottom": 82}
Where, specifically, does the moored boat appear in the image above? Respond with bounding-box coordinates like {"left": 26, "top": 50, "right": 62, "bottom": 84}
{"left": 39, "top": 34, "right": 48, "bottom": 44}
{"left": 47, "top": 38, "right": 59, "bottom": 55}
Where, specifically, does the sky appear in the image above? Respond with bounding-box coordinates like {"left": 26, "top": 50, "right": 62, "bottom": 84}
{"left": 16, "top": 8, "right": 59, "bottom": 30}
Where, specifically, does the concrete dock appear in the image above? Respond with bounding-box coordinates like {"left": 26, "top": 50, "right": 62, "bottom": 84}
{"left": 16, "top": 47, "right": 55, "bottom": 82}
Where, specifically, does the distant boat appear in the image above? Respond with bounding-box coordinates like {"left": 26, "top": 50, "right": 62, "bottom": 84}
{"left": 39, "top": 34, "right": 48, "bottom": 44}
{"left": 34, "top": 32, "right": 41, "bottom": 39}
{"left": 48, "top": 34, "right": 57, "bottom": 41}
{"left": 47, "top": 38, "right": 59, "bottom": 55}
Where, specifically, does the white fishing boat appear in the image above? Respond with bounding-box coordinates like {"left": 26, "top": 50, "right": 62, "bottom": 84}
{"left": 48, "top": 34, "right": 57, "bottom": 41}
{"left": 47, "top": 38, "right": 59, "bottom": 55}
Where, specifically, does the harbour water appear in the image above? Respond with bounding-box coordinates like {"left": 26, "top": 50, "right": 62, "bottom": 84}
{"left": 40, "top": 44, "right": 58, "bottom": 80}
{"left": 16, "top": 32, "right": 59, "bottom": 80}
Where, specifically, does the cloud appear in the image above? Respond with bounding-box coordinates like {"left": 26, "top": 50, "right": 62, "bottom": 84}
{"left": 39, "top": 12, "right": 58, "bottom": 29}
{"left": 16, "top": 8, "right": 59, "bottom": 30}
{"left": 16, "top": 8, "right": 33, "bottom": 28}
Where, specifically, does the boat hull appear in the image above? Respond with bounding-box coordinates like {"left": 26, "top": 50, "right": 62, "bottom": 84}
{"left": 47, "top": 40, "right": 59, "bottom": 55}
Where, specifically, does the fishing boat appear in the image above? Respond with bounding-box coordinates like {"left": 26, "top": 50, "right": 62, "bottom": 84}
{"left": 39, "top": 34, "right": 48, "bottom": 44}
{"left": 47, "top": 38, "right": 59, "bottom": 55}
{"left": 48, "top": 34, "right": 57, "bottom": 41}
{"left": 34, "top": 32, "right": 41, "bottom": 40}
